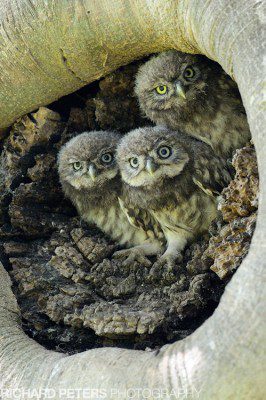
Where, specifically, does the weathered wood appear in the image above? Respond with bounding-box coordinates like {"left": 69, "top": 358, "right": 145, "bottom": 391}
{"left": 0, "top": 0, "right": 265, "bottom": 399}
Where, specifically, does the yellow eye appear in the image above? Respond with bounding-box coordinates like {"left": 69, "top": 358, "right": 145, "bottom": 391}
{"left": 156, "top": 85, "right": 167, "bottom": 95}
{"left": 183, "top": 67, "right": 195, "bottom": 79}
{"left": 73, "top": 161, "right": 82, "bottom": 171}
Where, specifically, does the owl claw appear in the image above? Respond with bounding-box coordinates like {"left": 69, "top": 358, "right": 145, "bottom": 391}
{"left": 153, "top": 252, "right": 183, "bottom": 269}
{"left": 113, "top": 248, "right": 152, "bottom": 267}
{"left": 148, "top": 252, "right": 183, "bottom": 283}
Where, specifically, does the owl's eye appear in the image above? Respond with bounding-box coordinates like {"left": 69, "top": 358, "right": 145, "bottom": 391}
{"left": 129, "top": 157, "right": 139, "bottom": 168}
{"left": 101, "top": 152, "right": 113, "bottom": 164}
{"left": 155, "top": 85, "right": 167, "bottom": 95}
{"left": 183, "top": 66, "right": 195, "bottom": 80}
{"left": 73, "top": 161, "right": 82, "bottom": 171}
{"left": 157, "top": 146, "right": 172, "bottom": 159}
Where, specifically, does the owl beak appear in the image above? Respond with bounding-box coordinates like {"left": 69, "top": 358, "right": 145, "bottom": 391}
{"left": 175, "top": 81, "right": 186, "bottom": 99}
{"left": 88, "top": 163, "right": 98, "bottom": 181}
{"left": 146, "top": 157, "right": 158, "bottom": 175}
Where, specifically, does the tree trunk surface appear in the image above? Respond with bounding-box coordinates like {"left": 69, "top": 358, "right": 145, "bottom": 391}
{"left": 0, "top": 0, "right": 265, "bottom": 399}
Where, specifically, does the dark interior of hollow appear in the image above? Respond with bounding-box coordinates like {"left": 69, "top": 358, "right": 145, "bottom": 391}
{"left": 0, "top": 57, "right": 257, "bottom": 354}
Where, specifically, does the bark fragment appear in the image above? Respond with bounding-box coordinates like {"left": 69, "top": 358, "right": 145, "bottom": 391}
{"left": 186, "top": 144, "right": 258, "bottom": 280}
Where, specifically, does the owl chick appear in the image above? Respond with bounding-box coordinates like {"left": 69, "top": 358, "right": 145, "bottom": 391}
{"left": 57, "top": 131, "right": 163, "bottom": 266}
{"left": 135, "top": 50, "right": 250, "bottom": 159}
{"left": 117, "top": 126, "right": 232, "bottom": 268}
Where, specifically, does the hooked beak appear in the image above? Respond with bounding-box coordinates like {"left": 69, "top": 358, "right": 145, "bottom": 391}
{"left": 146, "top": 157, "right": 158, "bottom": 175}
{"left": 88, "top": 163, "right": 98, "bottom": 181}
{"left": 175, "top": 81, "right": 186, "bottom": 99}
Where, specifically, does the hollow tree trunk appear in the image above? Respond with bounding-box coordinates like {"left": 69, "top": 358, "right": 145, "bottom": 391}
{"left": 0, "top": 0, "right": 265, "bottom": 399}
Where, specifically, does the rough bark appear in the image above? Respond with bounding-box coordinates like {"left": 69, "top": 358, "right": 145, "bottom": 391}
{"left": 0, "top": 0, "right": 265, "bottom": 399}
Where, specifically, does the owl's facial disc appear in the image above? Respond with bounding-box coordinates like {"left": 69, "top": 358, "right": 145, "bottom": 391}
{"left": 66, "top": 150, "right": 118, "bottom": 190}
{"left": 154, "top": 65, "right": 201, "bottom": 104}
{"left": 141, "top": 62, "right": 207, "bottom": 116}
{"left": 121, "top": 142, "right": 189, "bottom": 188}
{"left": 58, "top": 130, "right": 121, "bottom": 193}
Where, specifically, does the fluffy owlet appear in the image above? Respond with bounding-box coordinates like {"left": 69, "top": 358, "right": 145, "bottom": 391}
{"left": 135, "top": 50, "right": 250, "bottom": 159}
{"left": 116, "top": 126, "right": 232, "bottom": 268}
{"left": 57, "top": 131, "right": 163, "bottom": 266}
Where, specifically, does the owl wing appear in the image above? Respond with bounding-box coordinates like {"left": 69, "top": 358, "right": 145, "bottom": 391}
{"left": 118, "top": 197, "right": 165, "bottom": 242}
{"left": 193, "top": 154, "right": 233, "bottom": 197}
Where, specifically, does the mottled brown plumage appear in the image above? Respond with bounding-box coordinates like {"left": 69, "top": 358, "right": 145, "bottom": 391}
{"left": 57, "top": 131, "right": 163, "bottom": 266}
{"left": 135, "top": 51, "right": 250, "bottom": 158}
{"left": 117, "top": 126, "right": 232, "bottom": 268}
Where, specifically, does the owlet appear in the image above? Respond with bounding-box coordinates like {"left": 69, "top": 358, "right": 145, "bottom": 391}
{"left": 116, "top": 126, "right": 232, "bottom": 268}
{"left": 135, "top": 50, "right": 250, "bottom": 159}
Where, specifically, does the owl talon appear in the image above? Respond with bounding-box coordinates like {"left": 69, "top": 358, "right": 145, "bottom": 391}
{"left": 113, "top": 248, "right": 152, "bottom": 267}
{"left": 148, "top": 252, "right": 183, "bottom": 283}
{"left": 154, "top": 252, "right": 183, "bottom": 269}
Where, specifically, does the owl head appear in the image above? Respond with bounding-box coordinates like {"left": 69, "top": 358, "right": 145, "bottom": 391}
{"left": 58, "top": 130, "right": 121, "bottom": 191}
{"left": 135, "top": 50, "right": 221, "bottom": 121}
{"left": 116, "top": 126, "right": 189, "bottom": 188}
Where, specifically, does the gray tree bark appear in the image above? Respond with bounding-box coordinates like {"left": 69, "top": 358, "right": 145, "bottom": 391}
{"left": 0, "top": 0, "right": 265, "bottom": 399}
